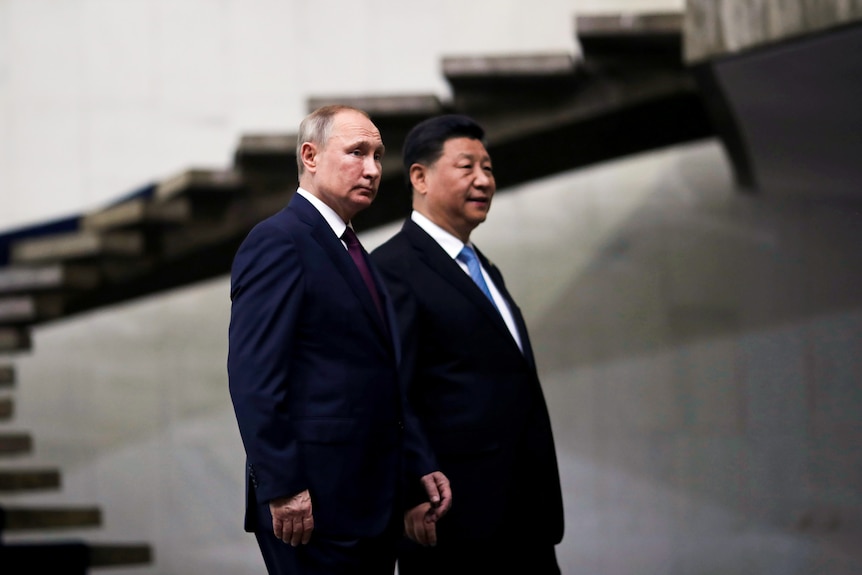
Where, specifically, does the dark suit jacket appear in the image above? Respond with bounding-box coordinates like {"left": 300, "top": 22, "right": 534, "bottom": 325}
{"left": 227, "top": 194, "right": 435, "bottom": 539}
{"left": 371, "top": 219, "right": 564, "bottom": 545}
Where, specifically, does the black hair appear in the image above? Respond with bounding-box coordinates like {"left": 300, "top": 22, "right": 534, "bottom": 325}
{"left": 401, "top": 114, "right": 486, "bottom": 190}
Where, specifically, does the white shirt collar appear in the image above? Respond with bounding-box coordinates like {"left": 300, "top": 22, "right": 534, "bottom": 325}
{"left": 297, "top": 187, "right": 349, "bottom": 237}
{"left": 410, "top": 210, "right": 470, "bottom": 259}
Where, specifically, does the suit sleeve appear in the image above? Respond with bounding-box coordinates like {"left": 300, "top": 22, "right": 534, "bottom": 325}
{"left": 228, "top": 222, "right": 307, "bottom": 504}
{"left": 375, "top": 254, "right": 439, "bottom": 507}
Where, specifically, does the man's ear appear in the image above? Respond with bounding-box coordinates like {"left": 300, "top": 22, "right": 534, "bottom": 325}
{"left": 409, "top": 164, "right": 428, "bottom": 195}
{"left": 300, "top": 142, "right": 318, "bottom": 172}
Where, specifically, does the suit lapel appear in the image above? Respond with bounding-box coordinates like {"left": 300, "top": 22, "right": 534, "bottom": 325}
{"left": 403, "top": 220, "right": 517, "bottom": 342}
{"left": 291, "top": 195, "right": 393, "bottom": 344}
{"left": 477, "top": 247, "right": 537, "bottom": 368}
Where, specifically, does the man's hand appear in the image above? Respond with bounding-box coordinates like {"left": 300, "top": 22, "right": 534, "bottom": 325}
{"left": 405, "top": 471, "right": 452, "bottom": 546}
{"left": 270, "top": 489, "right": 314, "bottom": 546}
{"left": 404, "top": 502, "right": 440, "bottom": 546}
{"left": 419, "top": 470, "right": 452, "bottom": 522}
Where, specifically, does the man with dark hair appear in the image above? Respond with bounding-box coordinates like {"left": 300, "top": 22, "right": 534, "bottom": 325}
{"left": 371, "top": 114, "right": 565, "bottom": 574}
{"left": 228, "top": 105, "right": 450, "bottom": 575}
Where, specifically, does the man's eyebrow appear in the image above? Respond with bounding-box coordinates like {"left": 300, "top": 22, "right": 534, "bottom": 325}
{"left": 361, "top": 140, "right": 385, "bottom": 156}
{"left": 455, "top": 152, "right": 490, "bottom": 162}
{"left": 347, "top": 138, "right": 384, "bottom": 154}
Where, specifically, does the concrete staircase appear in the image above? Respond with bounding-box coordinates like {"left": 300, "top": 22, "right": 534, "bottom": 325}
{"left": 0, "top": 10, "right": 713, "bottom": 573}
{"left": 0, "top": 365, "right": 152, "bottom": 571}
{"left": 0, "top": 10, "right": 711, "bottom": 328}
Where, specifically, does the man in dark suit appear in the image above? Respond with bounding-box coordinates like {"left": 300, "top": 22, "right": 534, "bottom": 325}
{"left": 228, "top": 105, "right": 451, "bottom": 575}
{"left": 371, "top": 114, "right": 565, "bottom": 575}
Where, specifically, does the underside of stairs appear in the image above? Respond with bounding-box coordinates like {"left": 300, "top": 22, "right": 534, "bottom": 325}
{"left": 0, "top": 14, "right": 715, "bottom": 570}
{"left": 0, "top": 11, "right": 711, "bottom": 333}
{"left": 0, "top": 365, "right": 153, "bottom": 572}
{"left": 9, "top": 5, "right": 859, "bottom": 571}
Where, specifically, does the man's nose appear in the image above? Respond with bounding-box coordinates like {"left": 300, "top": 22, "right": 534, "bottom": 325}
{"left": 473, "top": 167, "right": 493, "bottom": 187}
{"left": 364, "top": 156, "right": 382, "bottom": 178}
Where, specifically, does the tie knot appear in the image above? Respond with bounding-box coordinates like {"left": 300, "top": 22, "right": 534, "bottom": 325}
{"left": 342, "top": 226, "right": 360, "bottom": 248}
{"left": 457, "top": 244, "right": 498, "bottom": 310}
{"left": 458, "top": 245, "right": 478, "bottom": 265}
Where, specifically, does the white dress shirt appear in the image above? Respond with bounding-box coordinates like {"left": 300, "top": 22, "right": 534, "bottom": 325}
{"left": 411, "top": 210, "right": 523, "bottom": 352}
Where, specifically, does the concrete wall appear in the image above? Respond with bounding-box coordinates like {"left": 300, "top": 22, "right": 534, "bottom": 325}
{"left": 0, "top": 0, "right": 681, "bottom": 231}
{"left": 3, "top": 2, "right": 861, "bottom": 575}
{"left": 684, "top": 0, "right": 862, "bottom": 62}
{"left": 8, "top": 139, "right": 861, "bottom": 575}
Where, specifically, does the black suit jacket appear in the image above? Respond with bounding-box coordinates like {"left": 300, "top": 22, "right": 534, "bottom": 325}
{"left": 228, "top": 195, "right": 435, "bottom": 539}
{"left": 371, "top": 219, "right": 564, "bottom": 544}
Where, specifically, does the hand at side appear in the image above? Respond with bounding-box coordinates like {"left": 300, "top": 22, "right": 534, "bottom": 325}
{"left": 270, "top": 489, "right": 314, "bottom": 546}
{"left": 404, "top": 502, "right": 440, "bottom": 546}
{"left": 420, "top": 470, "right": 452, "bottom": 521}
{"left": 406, "top": 471, "right": 452, "bottom": 546}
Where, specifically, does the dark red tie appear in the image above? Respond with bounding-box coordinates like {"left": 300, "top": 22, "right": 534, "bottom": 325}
{"left": 342, "top": 226, "right": 384, "bottom": 319}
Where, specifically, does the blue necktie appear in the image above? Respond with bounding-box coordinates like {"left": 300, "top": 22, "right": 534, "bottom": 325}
{"left": 457, "top": 245, "right": 498, "bottom": 311}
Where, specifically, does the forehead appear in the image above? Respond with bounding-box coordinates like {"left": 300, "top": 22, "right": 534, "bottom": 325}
{"left": 330, "top": 111, "right": 383, "bottom": 145}
{"left": 441, "top": 136, "right": 489, "bottom": 160}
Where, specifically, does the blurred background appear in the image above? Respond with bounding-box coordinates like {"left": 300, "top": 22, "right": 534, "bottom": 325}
{"left": 1, "top": 1, "right": 861, "bottom": 574}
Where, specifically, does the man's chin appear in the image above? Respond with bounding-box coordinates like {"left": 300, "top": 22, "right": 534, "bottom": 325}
{"left": 467, "top": 207, "right": 489, "bottom": 222}
{"left": 349, "top": 194, "right": 375, "bottom": 213}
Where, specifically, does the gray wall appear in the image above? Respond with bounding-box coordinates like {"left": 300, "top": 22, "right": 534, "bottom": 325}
{"left": 684, "top": 0, "right": 862, "bottom": 62}
{"left": 3, "top": 2, "right": 861, "bottom": 574}
{"left": 0, "top": 0, "right": 681, "bottom": 231}
{"left": 6, "top": 140, "right": 861, "bottom": 574}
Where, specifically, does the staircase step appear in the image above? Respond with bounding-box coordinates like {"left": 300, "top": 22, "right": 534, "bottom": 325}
{"left": 155, "top": 168, "right": 244, "bottom": 204}
{"left": 81, "top": 196, "right": 192, "bottom": 231}
{"left": 0, "top": 263, "right": 100, "bottom": 295}
{"left": 0, "top": 364, "right": 13, "bottom": 387}
{"left": 306, "top": 94, "right": 443, "bottom": 142}
{"left": 576, "top": 12, "right": 684, "bottom": 62}
{"left": 10, "top": 230, "right": 145, "bottom": 265}
{"left": 0, "top": 396, "right": 13, "bottom": 419}
{"left": 443, "top": 52, "right": 578, "bottom": 80}
{"left": 0, "top": 468, "right": 61, "bottom": 492}
{"left": 443, "top": 53, "right": 579, "bottom": 112}
{"left": 233, "top": 133, "right": 300, "bottom": 192}
{"left": 576, "top": 11, "right": 683, "bottom": 36}
{"left": 307, "top": 93, "right": 443, "bottom": 117}
{"left": 236, "top": 132, "right": 297, "bottom": 158}
{"left": 0, "top": 327, "right": 32, "bottom": 353}
{"left": 303, "top": 94, "right": 445, "bottom": 176}
{"left": 89, "top": 542, "right": 154, "bottom": 567}
{"left": 0, "top": 294, "right": 65, "bottom": 325}
{"left": 0, "top": 541, "right": 153, "bottom": 569}
{"left": 0, "top": 505, "right": 101, "bottom": 531}
{"left": 0, "top": 432, "right": 33, "bottom": 455}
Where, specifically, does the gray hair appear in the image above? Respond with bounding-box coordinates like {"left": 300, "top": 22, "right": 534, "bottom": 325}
{"left": 296, "top": 105, "right": 370, "bottom": 174}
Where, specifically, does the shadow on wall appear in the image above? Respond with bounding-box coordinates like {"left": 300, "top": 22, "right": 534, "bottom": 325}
{"left": 481, "top": 140, "right": 862, "bottom": 573}
{"left": 529, "top": 142, "right": 862, "bottom": 370}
